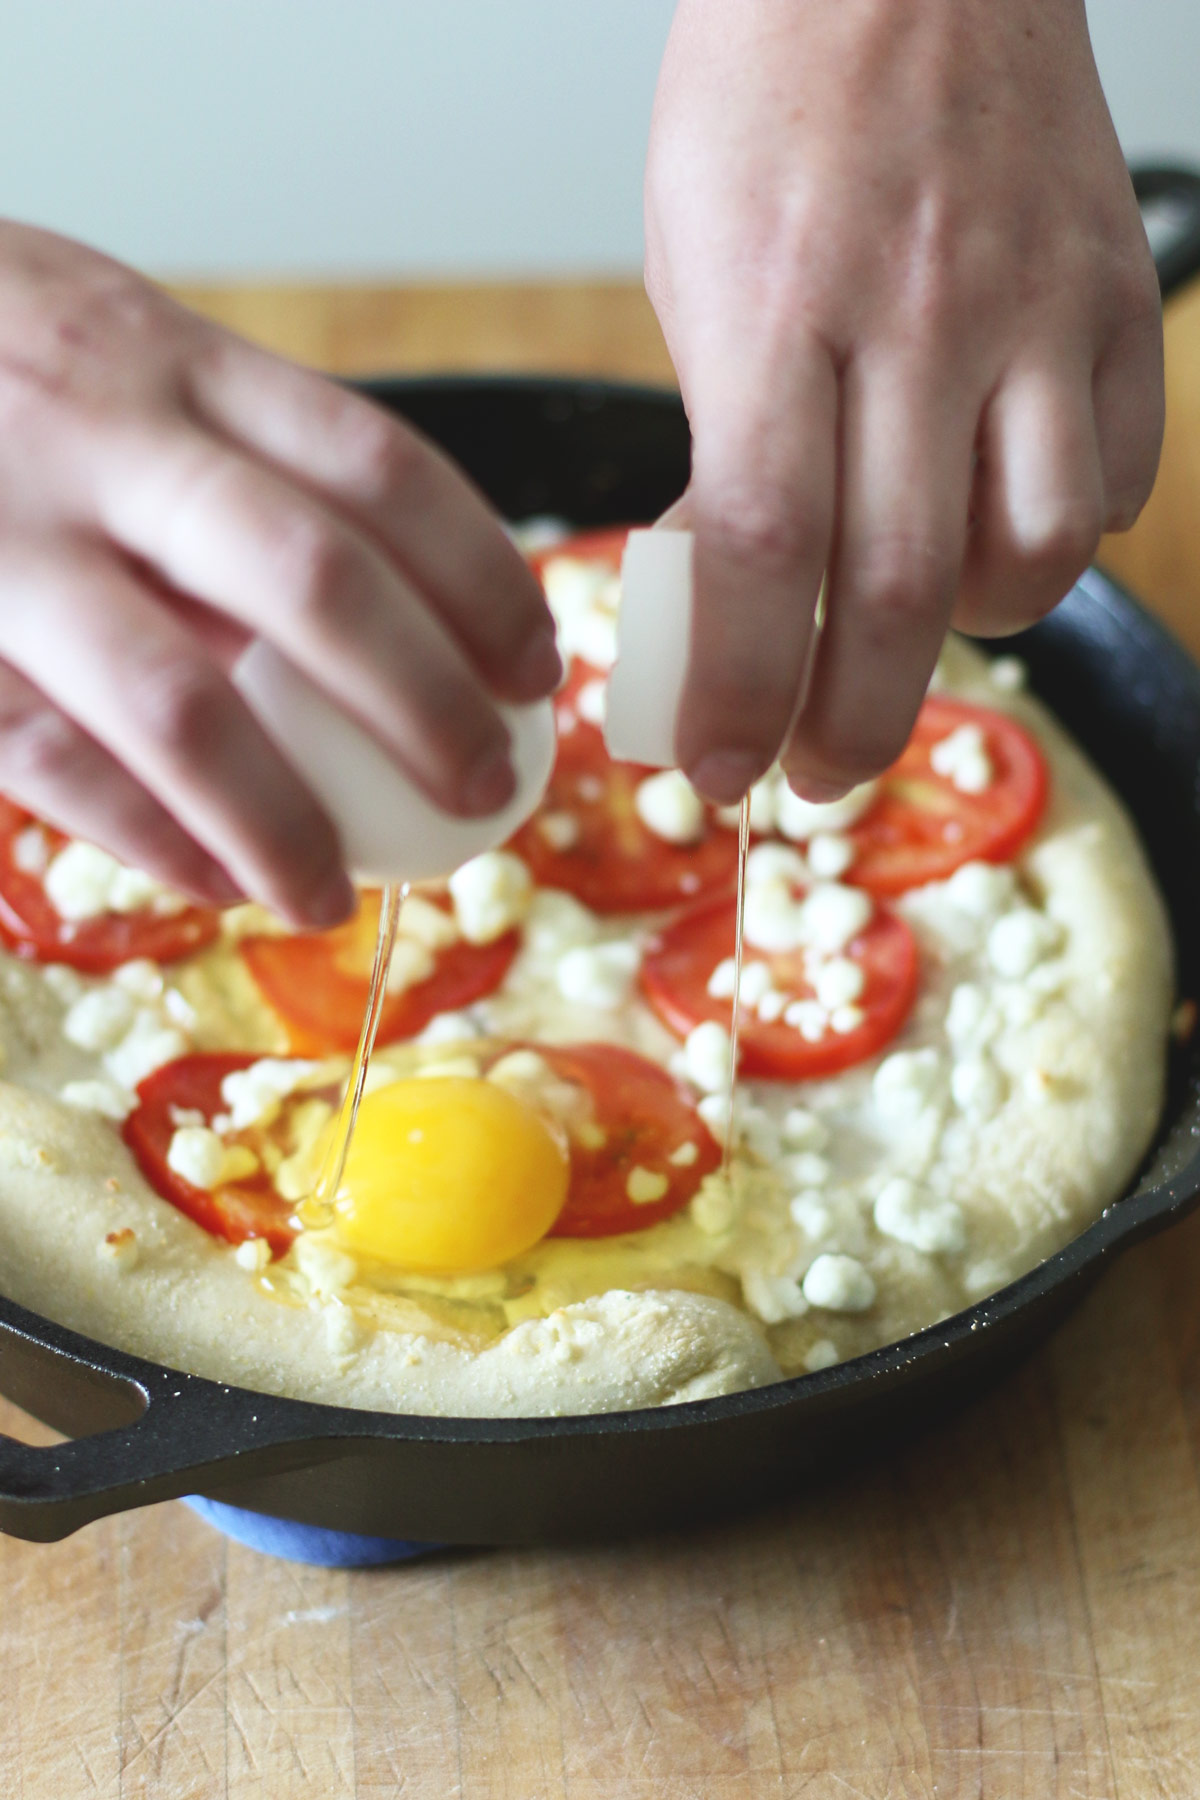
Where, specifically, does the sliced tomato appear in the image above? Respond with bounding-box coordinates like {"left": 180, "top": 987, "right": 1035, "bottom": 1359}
{"left": 0, "top": 799, "right": 219, "bottom": 972}
{"left": 641, "top": 893, "right": 918, "bottom": 1080}
{"left": 123, "top": 1053, "right": 305, "bottom": 1253}
{"left": 846, "top": 697, "right": 1047, "bottom": 896}
{"left": 527, "top": 525, "right": 630, "bottom": 580}
{"left": 521, "top": 1042, "right": 720, "bottom": 1238}
{"left": 239, "top": 889, "right": 517, "bottom": 1055}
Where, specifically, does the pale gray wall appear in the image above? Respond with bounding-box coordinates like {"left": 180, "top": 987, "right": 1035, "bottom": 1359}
{"left": 0, "top": 0, "right": 1195, "bottom": 280}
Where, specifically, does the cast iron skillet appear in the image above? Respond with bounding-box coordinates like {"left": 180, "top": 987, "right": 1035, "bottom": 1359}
{"left": 0, "top": 171, "right": 1198, "bottom": 1546}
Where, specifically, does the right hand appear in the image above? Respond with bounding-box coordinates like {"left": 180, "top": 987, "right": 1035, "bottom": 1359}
{"left": 0, "top": 222, "right": 560, "bottom": 925}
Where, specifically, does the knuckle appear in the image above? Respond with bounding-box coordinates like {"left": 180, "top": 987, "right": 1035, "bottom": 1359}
{"left": 339, "top": 407, "right": 425, "bottom": 502}
{"left": 274, "top": 516, "right": 362, "bottom": 629}
{"left": 848, "top": 536, "right": 954, "bottom": 628}
{"left": 698, "top": 483, "right": 820, "bottom": 577}
{"left": 136, "top": 655, "right": 235, "bottom": 760}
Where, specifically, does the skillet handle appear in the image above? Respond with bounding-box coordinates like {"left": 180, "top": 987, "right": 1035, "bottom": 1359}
{"left": 0, "top": 1375, "right": 348, "bottom": 1543}
{"left": 1132, "top": 162, "right": 1200, "bottom": 299}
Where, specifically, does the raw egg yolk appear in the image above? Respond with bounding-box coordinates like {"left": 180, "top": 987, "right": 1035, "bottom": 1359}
{"left": 331, "top": 1077, "right": 569, "bottom": 1273}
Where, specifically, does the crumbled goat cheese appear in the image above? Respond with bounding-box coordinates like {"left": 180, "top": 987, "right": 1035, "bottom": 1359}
{"left": 682, "top": 1021, "right": 734, "bottom": 1094}
{"left": 945, "top": 860, "right": 1017, "bottom": 920}
{"left": 535, "top": 812, "right": 581, "bottom": 852}
{"left": 873, "top": 1176, "right": 966, "bottom": 1254}
{"left": 775, "top": 779, "right": 878, "bottom": 842}
{"left": 806, "top": 832, "right": 856, "bottom": 879}
{"left": 626, "top": 1165, "right": 670, "bottom": 1204}
{"left": 987, "top": 907, "right": 1063, "bottom": 979}
{"left": 449, "top": 851, "right": 533, "bottom": 944}
{"left": 104, "top": 1014, "right": 188, "bottom": 1091}
{"left": 385, "top": 937, "right": 437, "bottom": 995}
{"left": 63, "top": 987, "right": 136, "bottom": 1053}
{"left": 634, "top": 770, "right": 707, "bottom": 845}
{"left": 950, "top": 1054, "right": 1006, "bottom": 1120}
{"left": 812, "top": 956, "right": 865, "bottom": 1011}
{"left": 60, "top": 1078, "right": 135, "bottom": 1121}
{"left": 781, "top": 1108, "right": 829, "bottom": 1153}
{"left": 234, "top": 1238, "right": 272, "bottom": 1273}
{"left": 802, "top": 1253, "right": 876, "bottom": 1312}
{"left": 219, "top": 1058, "right": 323, "bottom": 1132}
{"left": 873, "top": 1047, "right": 944, "bottom": 1121}
{"left": 556, "top": 941, "right": 639, "bottom": 1009}
{"left": 804, "top": 1339, "right": 841, "bottom": 1372}
{"left": 930, "top": 722, "right": 993, "bottom": 793}
{"left": 396, "top": 894, "right": 460, "bottom": 950}
{"left": 742, "top": 1270, "right": 810, "bottom": 1324}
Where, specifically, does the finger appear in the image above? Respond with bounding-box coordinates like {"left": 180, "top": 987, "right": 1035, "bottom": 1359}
{"left": 785, "top": 353, "right": 975, "bottom": 795}
{"left": 676, "top": 341, "right": 837, "bottom": 802}
{"left": 0, "top": 660, "right": 243, "bottom": 906}
{"left": 185, "top": 340, "right": 561, "bottom": 699}
{"left": 1092, "top": 314, "right": 1164, "bottom": 532}
{"left": 0, "top": 541, "right": 356, "bottom": 928}
{"left": 92, "top": 427, "right": 517, "bottom": 819}
{"left": 955, "top": 359, "right": 1105, "bottom": 636}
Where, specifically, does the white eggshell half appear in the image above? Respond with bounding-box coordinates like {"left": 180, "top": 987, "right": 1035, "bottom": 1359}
{"left": 603, "top": 527, "right": 693, "bottom": 769}
{"left": 233, "top": 641, "right": 556, "bottom": 884}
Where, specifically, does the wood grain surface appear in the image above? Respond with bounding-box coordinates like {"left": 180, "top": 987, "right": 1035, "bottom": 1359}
{"left": 2, "top": 277, "right": 1199, "bottom": 1800}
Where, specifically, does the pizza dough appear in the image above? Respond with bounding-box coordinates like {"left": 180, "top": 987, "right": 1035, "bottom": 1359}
{"left": 0, "top": 635, "right": 1174, "bottom": 1417}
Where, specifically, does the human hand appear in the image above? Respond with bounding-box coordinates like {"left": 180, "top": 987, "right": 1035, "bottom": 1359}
{"left": 645, "top": 0, "right": 1163, "bottom": 802}
{"left": 0, "top": 223, "right": 559, "bottom": 923}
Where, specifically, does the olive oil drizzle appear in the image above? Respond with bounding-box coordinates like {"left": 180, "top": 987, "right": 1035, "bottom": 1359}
{"left": 722, "top": 792, "right": 751, "bottom": 1169}
{"left": 296, "top": 881, "right": 405, "bottom": 1231}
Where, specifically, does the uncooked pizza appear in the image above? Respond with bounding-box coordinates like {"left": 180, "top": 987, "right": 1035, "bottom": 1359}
{"left": 0, "top": 527, "right": 1174, "bottom": 1416}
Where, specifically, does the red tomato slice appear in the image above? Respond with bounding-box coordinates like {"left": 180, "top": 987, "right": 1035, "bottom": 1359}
{"left": 0, "top": 799, "right": 219, "bottom": 972}
{"left": 123, "top": 1053, "right": 306, "bottom": 1253}
{"left": 641, "top": 894, "right": 918, "bottom": 1080}
{"left": 846, "top": 697, "right": 1047, "bottom": 896}
{"left": 239, "top": 889, "right": 518, "bottom": 1055}
{"left": 523, "top": 1042, "right": 721, "bottom": 1238}
{"left": 527, "top": 525, "right": 630, "bottom": 580}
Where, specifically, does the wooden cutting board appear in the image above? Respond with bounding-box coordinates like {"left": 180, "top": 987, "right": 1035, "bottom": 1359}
{"left": 2, "top": 277, "right": 1199, "bottom": 1800}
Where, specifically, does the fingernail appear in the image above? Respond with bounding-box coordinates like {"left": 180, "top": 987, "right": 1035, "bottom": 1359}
{"left": 791, "top": 777, "right": 852, "bottom": 805}
{"left": 302, "top": 865, "right": 357, "bottom": 930}
{"left": 513, "top": 628, "right": 563, "bottom": 698}
{"left": 688, "top": 750, "right": 767, "bottom": 805}
{"left": 462, "top": 742, "right": 517, "bottom": 817}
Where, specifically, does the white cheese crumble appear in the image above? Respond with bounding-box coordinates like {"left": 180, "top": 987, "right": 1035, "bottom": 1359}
{"left": 950, "top": 1054, "right": 1006, "bottom": 1120}
{"left": 60, "top": 1078, "right": 135, "bottom": 1121}
{"left": 986, "top": 907, "right": 1062, "bottom": 979}
{"left": 522, "top": 888, "right": 600, "bottom": 956}
{"left": 797, "top": 884, "right": 873, "bottom": 955}
{"left": 166, "top": 1126, "right": 227, "bottom": 1190}
{"left": 219, "top": 1058, "right": 324, "bottom": 1132}
{"left": 104, "top": 1014, "right": 188, "bottom": 1091}
{"left": 234, "top": 1238, "right": 272, "bottom": 1273}
{"left": 774, "top": 779, "right": 878, "bottom": 842}
{"left": 535, "top": 811, "right": 581, "bottom": 852}
{"left": 811, "top": 956, "right": 865, "bottom": 1011}
{"left": 873, "top": 1177, "right": 966, "bottom": 1254}
{"left": 873, "top": 1048, "right": 944, "bottom": 1122}
{"left": 781, "top": 1108, "right": 829, "bottom": 1153}
{"left": 384, "top": 937, "right": 436, "bottom": 995}
{"left": 944, "top": 861, "right": 1017, "bottom": 920}
{"left": 449, "top": 851, "right": 532, "bottom": 944}
{"left": 11, "top": 825, "right": 50, "bottom": 874}
{"left": 556, "top": 941, "right": 639, "bottom": 1010}
{"left": 682, "top": 1021, "right": 734, "bottom": 1094}
{"left": 626, "top": 1165, "right": 669, "bottom": 1204}
{"left": 804, "top": 1339, "right": 840, "bottom": 1372}
{"left": 930, "top": 722, "right": 993, "bottom": 794}
{"left": 542, "top": 557, "right": 619, "bottom": 668}
{"left": 63, "top": 987, "right": 136, "bottom": 1052}
{"left": 575, "top": 678, "right": 607, "bottom": 727}
{"left": 742, "top": 1270, "right": 809, "bottom": 1324}
{"left": 806, "top": 832, "right": 855, "bottom": 879}
{"left": 396, "top": 894, "right": 459, "bottom": 950}
{"left": 634, "top": 770, "right": 706, "bottom": 845}
{"left": 43, "top": 840, "right": 183, "bottom": 921}
{"left": 802, "top": 1253, "right": 876, "bottom": 1313}
{"left": 988, "top": 656, "right": 1027, "bottom": 692}
{"left": 293, "top": 1234, "right": 358, "bottom": 1298}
